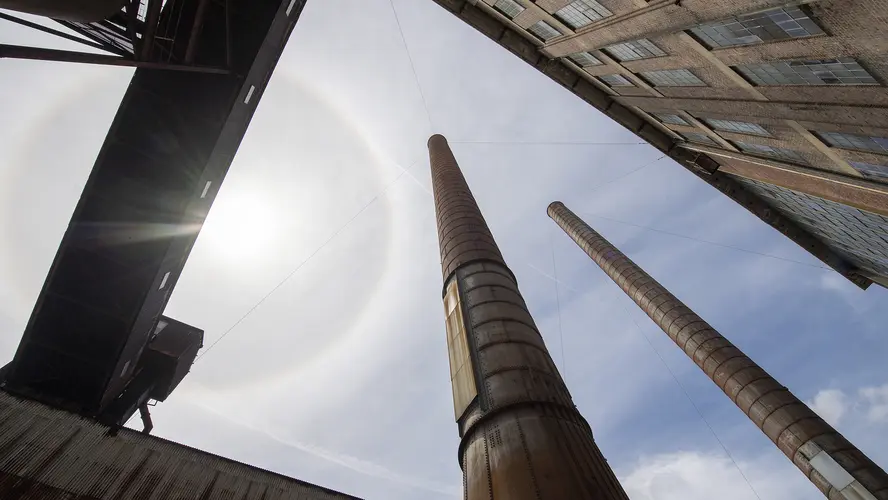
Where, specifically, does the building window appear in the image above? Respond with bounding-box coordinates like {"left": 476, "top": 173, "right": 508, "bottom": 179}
{"left": 603, "top": 39, "right": 666, "bottom": 61}
{"left": 735, "top": 58, "right": 878, "bottom": 86}
{"left": 682, "top": 132, "right": 719, "bottom": 146}
{"left": 734, "top": 141, "right": 809, "bottom": 165}
{"left": 816, "top": 131, "right": 888, "bottom": 154}
{"left": 568, "top": 51, "right": 603, "bottom": 66}
{"left": 555, "top": 0, "right": 613, "bottom": 29}
{"left": 598, "top": 74, "right": 634, "bottom": 87}
{"left": 528, "top": 21, "right": 562, "bottom": 41}
{"left": 689, "top": 5, "right": 825, "bottom": 49}
{"left": 493, "top": 0, "right": 525, "bottom": 19}
{"left": 640, "top": 69, "right": 706, "bottom": 87}
{"left": 850, "top": 161, "right": 888, "bottom": 180}
{"left": 705, "top": 118, "right": 771, "bottom": 136}
{"left": 652, "top": 113, "right": 689, "bottom": 126}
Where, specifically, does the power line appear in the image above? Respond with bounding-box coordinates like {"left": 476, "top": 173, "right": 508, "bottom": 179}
{"left": 389, "top": 0, "right": 434, "bottom": 130}
{"left": 549, "top": 230, "right": 567, "bottom": 379}
{"left": 582, "top": 212, "right": 833, "bottom": 271}
{"left": 449, "top": 140, "right": 648, "bottom": 146}
{"left": 533, "top": 246, "right": 763, "bottom": 498}
{"left": 607, "top": 282, "right": 764, "bottom": 500}
{"left": 194, "top": 162, "right": 418, "bottom": 365}
{"left": 586, "top": 154, "right": 667, "bottom": 195}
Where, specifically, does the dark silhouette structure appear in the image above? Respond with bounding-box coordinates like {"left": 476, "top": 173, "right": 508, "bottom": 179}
{"left": 1, "top": 0, "right": 307, "bottom": 431}
{"left": 429, "top": 134, "right": 630, "bottom": 499}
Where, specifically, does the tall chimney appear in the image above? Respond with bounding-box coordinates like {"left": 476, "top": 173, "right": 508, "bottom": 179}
{"left": 429, "top": 135, "right": 630, "bottom": 500}
{"left": 547, "top": 201, "right": 888, "bottom": 500}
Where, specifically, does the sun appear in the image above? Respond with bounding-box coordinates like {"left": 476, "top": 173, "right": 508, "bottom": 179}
{"left": 201, "top": 188, "right": 277, "bottom": 262}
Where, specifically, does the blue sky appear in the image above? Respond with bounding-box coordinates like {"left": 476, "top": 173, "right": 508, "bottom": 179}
{"left": 1, "top": 1, "right": 887, "bottom": 499}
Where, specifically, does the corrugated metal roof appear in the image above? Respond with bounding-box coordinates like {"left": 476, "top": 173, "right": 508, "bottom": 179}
{"left": 0, "top": 391, "right": 361, "bottom": 499}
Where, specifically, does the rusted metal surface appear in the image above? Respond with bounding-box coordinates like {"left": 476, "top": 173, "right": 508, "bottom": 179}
{"left": 429, "top": 135, "right": 630, "bottom": 499}
{"left": 0, "top": 391, "right": 360, "bottom": 499}
{"left": 548, "top": 201, "right": 888, "bottom": 500}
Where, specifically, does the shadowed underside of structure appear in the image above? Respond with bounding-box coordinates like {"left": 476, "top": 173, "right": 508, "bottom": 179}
{"left": 0, "top": 392, "right": 361, "bottom": 499}
{"left": 1, "top": 0, "right": 309, "bottom": 429}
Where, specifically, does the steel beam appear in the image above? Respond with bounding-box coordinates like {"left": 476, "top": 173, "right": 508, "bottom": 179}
{"left": 2, "top": 0, "right": 307, "bottom": 417}
{"left": 0, "top": 12, "right": 111, "bottom": 52}
{"left": 0, "top": 44, "right": 229, "bottom": 73}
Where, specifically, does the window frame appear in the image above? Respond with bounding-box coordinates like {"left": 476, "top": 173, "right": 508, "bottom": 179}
{"left": 688, "top": 5, "right": 827, "bottom": 49}
{"left": 734, "top": 58, "right": 879, "bottom": 86}
{"left": 849, "top": 161, "right": 888, "bottom": 180}
{"left": 568, "top": 51, "right": 603, "bottom": 67}
{"left": 527, "top": 20, "right": 562, "bottom": 41}
{"left": 815, "top": 131, "right": 888, "bottom": 155}
{"left": 639, "top": 68, "right": 707, "bottom": 87}
{"left": 652, "top": 113, "right": 690, "bottom": 126}
{"left": 492, "top": 0, "right": 525, "bottom": 19}
{"left": 704, "top": 118, "right": 772, "bottom": 137}
{"left": 598, "top": 74, "right": 635, "bottom": 88}
{"left": 554, "top": 0, "right": 613, "bottom": 30}
{"left": 603, "top": 38, "right": 667, "bottom": 62}
{"left": 733, "top": 140, "right": 810, "bottom": 165}
{"left": 682, "top": 132, "right": 719, "bottom": 146}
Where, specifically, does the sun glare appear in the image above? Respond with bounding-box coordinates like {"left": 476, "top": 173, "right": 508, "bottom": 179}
{"left": 202, "top": 190, "right": 277, "bottom": 261}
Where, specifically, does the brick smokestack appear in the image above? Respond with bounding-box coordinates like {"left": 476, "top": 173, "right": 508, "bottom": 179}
{"left": 548, "top": 201, "right": 888, "bottom": 500}
{"left": 429, "top": 135, "right": 630, "bottom": 499}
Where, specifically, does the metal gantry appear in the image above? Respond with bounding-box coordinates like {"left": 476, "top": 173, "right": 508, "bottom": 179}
{"left": 1, "top": 0, "right": 237, "bottom": 73}
{"left": 1, "top": 0, "right": 307, "bottom": 430}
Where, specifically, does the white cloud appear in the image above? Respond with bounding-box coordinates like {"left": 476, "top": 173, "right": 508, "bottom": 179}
{"left": 804, "top": 384, "right": 888, "bottom": 427}
{"left": 620, "top": 451, "right": 811, "bottom": 500}
{"left": 808, "top": 389, "right": 848, "bottom": 427}
{"left": 860, "top": 384, "right": 888, "bottom": 423}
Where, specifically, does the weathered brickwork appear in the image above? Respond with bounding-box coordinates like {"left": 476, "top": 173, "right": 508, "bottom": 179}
{"left": 429, "top": 0, "right": 888, "bottom": 289}
{"left": 549, "top": 202, "right": 888, "bottom": 499}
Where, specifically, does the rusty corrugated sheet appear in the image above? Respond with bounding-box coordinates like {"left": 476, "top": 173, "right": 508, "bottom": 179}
{"left": 0, "top": 391, "right": 361, "bottom": 499}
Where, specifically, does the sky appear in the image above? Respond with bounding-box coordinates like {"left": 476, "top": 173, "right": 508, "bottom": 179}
{"left": 1, "top": 1, "right": 888, "bottom": 499}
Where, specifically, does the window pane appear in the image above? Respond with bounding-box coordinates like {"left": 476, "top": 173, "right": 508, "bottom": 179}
{"left": 604, "top": 38, "right": 666, "bottom": 61}
{"left": 653, "top": 113, "right": 689, "bottom": 126}
{"left": 568, "top": 51, "right": 603, "bottom": 66}
{"left": 682, "top": 132, "right": 719, "bottom": 145}
{"left": 528, "top": 21, "right": 562, "bottom": 41}
{"left": 850, "top": 161, "right": 888, "bottom": 180}
{"left": 598, "top": 74, "right": 634, "bottom": 87}
{"left": 493, "top": 0, "right": 525, "bottom": 19}
{"left": 816, "top": 131, "right": 888, "bottom": 154}
{"left": 640, "top": 69, "right": 706, "bottom": 87}
{"left": 555, "top": 0, "right": 613, "bottom": 29}
{"left": 734, "top": 140, "right": 809, "bottom": 165}
{"left": 705, "top": 118, "right": 770, "bottom": 136}
{"left": 690, "top": 5, "right": 824, "bottom": 48}
{"left": 735, "top": 58, "right": 878, "bottom": 86}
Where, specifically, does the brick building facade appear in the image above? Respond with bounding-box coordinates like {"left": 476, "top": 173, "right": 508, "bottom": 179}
{"left": 430, "top": 0, "right": 888, "bottom": 289}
